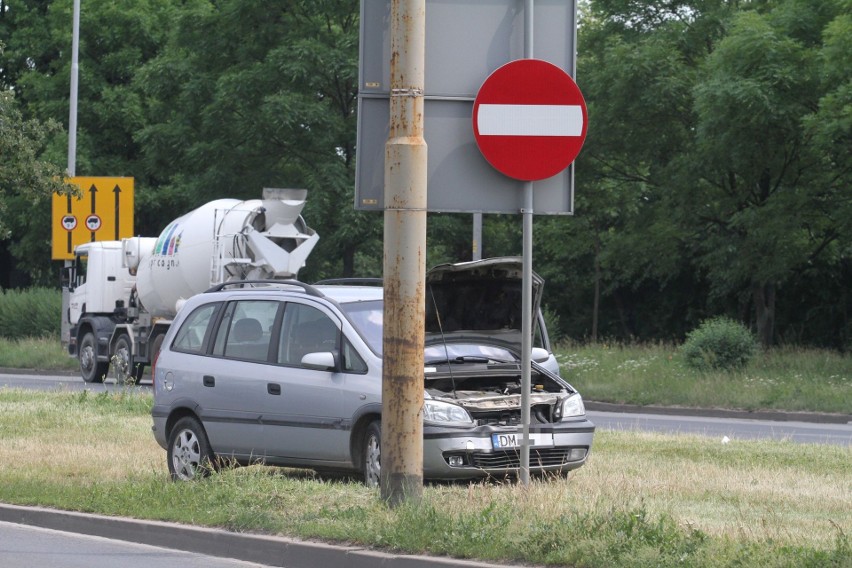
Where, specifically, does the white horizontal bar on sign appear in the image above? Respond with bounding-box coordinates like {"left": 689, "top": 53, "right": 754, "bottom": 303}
{"left": 477, "top": 104, "right": 584, "bottom": 137}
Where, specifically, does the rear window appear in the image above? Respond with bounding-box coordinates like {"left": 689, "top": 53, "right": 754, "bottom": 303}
{"left": 172, "top": 303, "right": 222, "bottom": 353}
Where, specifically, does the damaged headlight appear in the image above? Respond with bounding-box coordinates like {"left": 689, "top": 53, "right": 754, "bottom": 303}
{"left": 555, "top": 393, "right": 585, "bottom": 420}
{"left": 423, "top": 399, "right": 474, "bottom": 425}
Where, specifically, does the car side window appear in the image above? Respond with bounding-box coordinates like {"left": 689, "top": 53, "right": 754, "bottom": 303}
{"left": 278, "top": 303, "right": 339, "bottom": 367}
{"left": 172, "top": 303, "right": 221, "bottom": 353}
{"left": 213, "top": 300, "right": 280, "bottom": 362}
{"left": 341, "top": 336, "right": 368, "bottom": 374}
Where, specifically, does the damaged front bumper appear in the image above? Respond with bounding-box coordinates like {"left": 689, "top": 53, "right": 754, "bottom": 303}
{"left": 422, "top": 418, "right": 595, "bottom": 479}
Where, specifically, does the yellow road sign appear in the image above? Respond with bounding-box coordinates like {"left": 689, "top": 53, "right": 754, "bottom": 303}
{"left": 52, "top": 177, "right": 134, "bottom": 260}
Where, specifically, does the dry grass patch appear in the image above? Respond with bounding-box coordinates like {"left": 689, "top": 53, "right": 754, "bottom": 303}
{"left": 0, "top": 388, "right": 849, "bottom": 567}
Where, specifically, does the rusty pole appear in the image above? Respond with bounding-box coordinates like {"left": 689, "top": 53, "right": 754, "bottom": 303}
{"left": 381, "top": 0, "right": 427, "bottom": 506}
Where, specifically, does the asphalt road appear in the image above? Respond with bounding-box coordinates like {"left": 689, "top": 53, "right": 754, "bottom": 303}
{"left": 586, "top": 409, "right": 851, "bottom": 446}
{"left": 0, "top": 521, "right": 273, "bottom": 568}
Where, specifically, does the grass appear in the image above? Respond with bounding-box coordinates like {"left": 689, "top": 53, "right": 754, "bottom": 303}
{"left": 556, "top": 342, "right": 852, "bottom": 415}
{"left": 0, "top": 388, "right": 849, "bottom": 567}
{"left": 0, "top": 336, "right": 78, "bottom": 372}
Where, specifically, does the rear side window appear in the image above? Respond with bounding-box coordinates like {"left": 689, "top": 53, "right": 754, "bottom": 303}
{"left": 212, "top": 300, "right": 280, "bottom": 362}
{"left": 172, "top": 303, "right": 222, "bottom": 353}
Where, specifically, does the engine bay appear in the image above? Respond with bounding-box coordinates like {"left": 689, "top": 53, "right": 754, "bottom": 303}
{"left": 425, "top": 371, "right": 573, "bottom": 425}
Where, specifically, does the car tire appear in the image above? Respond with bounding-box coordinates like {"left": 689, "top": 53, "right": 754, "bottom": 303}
{"left": 79, "top": 331, "right": 107, "bottom": 383}
{"left": 363, "top": 421, "right": 382, "bottom": 488}
{"left": 168, "top": 416, "right": 215, "bottom": 481}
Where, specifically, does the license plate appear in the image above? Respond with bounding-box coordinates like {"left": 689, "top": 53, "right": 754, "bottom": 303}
{"left": 491, "top": 432, "right": 554, "bottom": 450}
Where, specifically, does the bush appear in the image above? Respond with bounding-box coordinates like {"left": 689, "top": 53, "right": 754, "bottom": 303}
{"left": 0, "top": 287, "right": 61, "bottom": 339}
{"left": 680, "top": 317, "right": 757, "bottom": 371}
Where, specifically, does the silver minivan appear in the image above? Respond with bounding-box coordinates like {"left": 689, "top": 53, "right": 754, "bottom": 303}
{"left": 151, "top": 258, "right": 595, "bottom": 484}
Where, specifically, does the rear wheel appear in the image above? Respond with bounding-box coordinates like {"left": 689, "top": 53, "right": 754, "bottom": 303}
{"left": 79, "top": 331, "right": 107, "bottom": 383}
{"left": 112, "top": 334, "right": 143, "bottom": 384}
{"left": 167, "top": 417, "right": 215, "bottom": 481}
{"left": 363, "top": 421, "right": 382, "bottom": 487}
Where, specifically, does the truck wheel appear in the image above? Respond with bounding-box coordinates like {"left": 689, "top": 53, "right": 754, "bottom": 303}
{"left": 363, "top": 421, "right": 382, "bottom": 487}
{"left": 168, "top": 417, "right": 215, "bottom": 481}
{"left": 113, "top": 334, "right": 143, "bottom": 384}
{"left": 79, "top": 331, "right": 107, "bottom": 383}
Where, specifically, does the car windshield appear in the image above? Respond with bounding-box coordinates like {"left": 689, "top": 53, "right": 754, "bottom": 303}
{"left": 424, "top": 343, "right": 517, "bottom": 365}
{"left": 339, "top": 300, "right": 384, "bottom": 354}
{"left": 339, "top": 299, "right": 527, "bottom": 361}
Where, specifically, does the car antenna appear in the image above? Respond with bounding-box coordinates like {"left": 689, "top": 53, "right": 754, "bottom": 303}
{"left": 428, "top": 284, "right": 458, "bottom": 399}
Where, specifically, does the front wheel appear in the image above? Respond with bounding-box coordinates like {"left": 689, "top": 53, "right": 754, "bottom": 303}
{"left": 79, "top": 331, "right": 108, "bottom": 383}
{"left": 167, "top": 417, "right": 215, "bottom": 481}
{"left": 363, "top": 421, "right": 382, "bottom": 487}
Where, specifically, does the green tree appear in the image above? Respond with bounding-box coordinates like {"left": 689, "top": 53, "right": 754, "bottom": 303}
{"left": 557, "top": 0, "right": 851, "bottom": 347}
{"left": 0, "top": 88, "right": 76, "bottom": 285}
{"left": 1, "top": 0, "right": 179, "bottom": 284}
{"left": 135, "top": 0, "right": 380, "bottom": 279}
{"left": 684, "top": 2, "right": 849, "bottom": 347}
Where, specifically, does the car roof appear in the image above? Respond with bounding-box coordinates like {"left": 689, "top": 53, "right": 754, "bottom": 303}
{"left": 314, "top": 285, "right": 383, "bottom": 303}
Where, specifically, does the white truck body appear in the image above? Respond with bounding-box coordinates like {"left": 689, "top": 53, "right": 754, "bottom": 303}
{"left": 62, "top": 188, "right": 319, "bottom": 383}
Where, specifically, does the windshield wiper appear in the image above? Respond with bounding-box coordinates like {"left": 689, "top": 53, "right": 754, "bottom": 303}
{"left": 424, "top": 355, "right": 516, "bottom": 365}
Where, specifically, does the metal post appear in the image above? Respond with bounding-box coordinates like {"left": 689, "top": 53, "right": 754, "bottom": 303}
{"left": 472, "top": 213, "right": 482, "bottom": 260}
{"left": 61, "top": 0, "right": 82, "bottom": 350}
{"left": 381, "top": 0, "right": 427, "bottom": 506}
{"left": 67, "top": 0, "right": 81, "bottom": 176}
{"left": 519, "top": 0, "right": 534, "bottom": 487}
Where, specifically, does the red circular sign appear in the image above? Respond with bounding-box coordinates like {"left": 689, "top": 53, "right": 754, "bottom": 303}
{"left": 473, "top": 59, "right": 588, "bottom": 181}
{"left": 85, "top": 214, "right": 102, "bottom": 231}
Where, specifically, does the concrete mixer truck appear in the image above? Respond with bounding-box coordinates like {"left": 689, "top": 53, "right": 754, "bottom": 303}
{"left": 61, "top": 188, "right": 319, "bottom": 383}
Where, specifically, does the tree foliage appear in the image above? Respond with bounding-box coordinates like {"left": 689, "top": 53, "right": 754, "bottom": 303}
{"left": 1, "top": 0, "right": 849, "bottom": 348}
{"left": 0, "top": 85, "right": 76, "bottom": 285}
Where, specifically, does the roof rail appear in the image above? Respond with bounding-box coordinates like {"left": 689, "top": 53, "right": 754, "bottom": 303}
{"left": 205, "top": 279, "right": 323, "bottom": 297}
{"left": 313, "top": 278, "right": 383, "bottom": 287}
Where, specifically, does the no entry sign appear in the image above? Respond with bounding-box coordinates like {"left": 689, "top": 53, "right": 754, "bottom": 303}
{"left": 473, "top": 59, "right": 588, "bottom": 182}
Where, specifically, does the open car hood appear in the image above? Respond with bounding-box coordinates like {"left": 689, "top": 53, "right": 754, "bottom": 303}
{"left": 424, "top": 257, "right": 543, "bottom": 354}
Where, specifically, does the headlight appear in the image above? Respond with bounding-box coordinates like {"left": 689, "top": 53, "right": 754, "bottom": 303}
{"left": 423, "top": 399, "right": 474, "bottom": 425}
{"left": 558, "top": 393, "right": 585, "bottom": 419}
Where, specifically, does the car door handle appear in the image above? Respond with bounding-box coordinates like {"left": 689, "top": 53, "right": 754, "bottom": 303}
{"left": 267, "top": 383, "right": 281, "bottom": 395}
{"left": 203, "top": 375, "right": 215, "bottom": 387}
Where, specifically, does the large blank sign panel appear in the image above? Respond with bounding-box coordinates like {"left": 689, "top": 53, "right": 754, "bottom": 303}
{"left": 356, "top": 0, "right": 578, "bottom": 214}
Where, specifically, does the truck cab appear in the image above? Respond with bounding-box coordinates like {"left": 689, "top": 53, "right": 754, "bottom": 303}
{"left": 65, "top": 242, "right": 135, "bottom": 326}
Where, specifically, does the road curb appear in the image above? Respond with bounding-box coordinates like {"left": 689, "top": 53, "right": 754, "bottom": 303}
{"left": 0, "top": 503, "right": 522, "bottom": 568}
{"left": 584, "top": 401, "right": 852, "bottom": 424}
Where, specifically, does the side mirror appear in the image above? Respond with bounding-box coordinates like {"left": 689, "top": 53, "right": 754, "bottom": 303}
{"left": 531, "top": 347, "right": 550, "bottom": 363}
{"left": 301, "top": 351, "right": 336, "bottom": 371}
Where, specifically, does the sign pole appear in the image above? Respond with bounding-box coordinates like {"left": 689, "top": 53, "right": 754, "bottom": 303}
{"left": 67, "top": 0, "right": 80, "bottom": 177}
{"left": 472, "top": 213, "right": 482, "bottom": 260}
{"left": 519, "top": 0, "right": 535, "bottom": 487}
{"left": 381, "top": 0, "right": 426, "bottom": 506}
{"left": 63, "top": 0, "right": 81, "bottom": 351}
